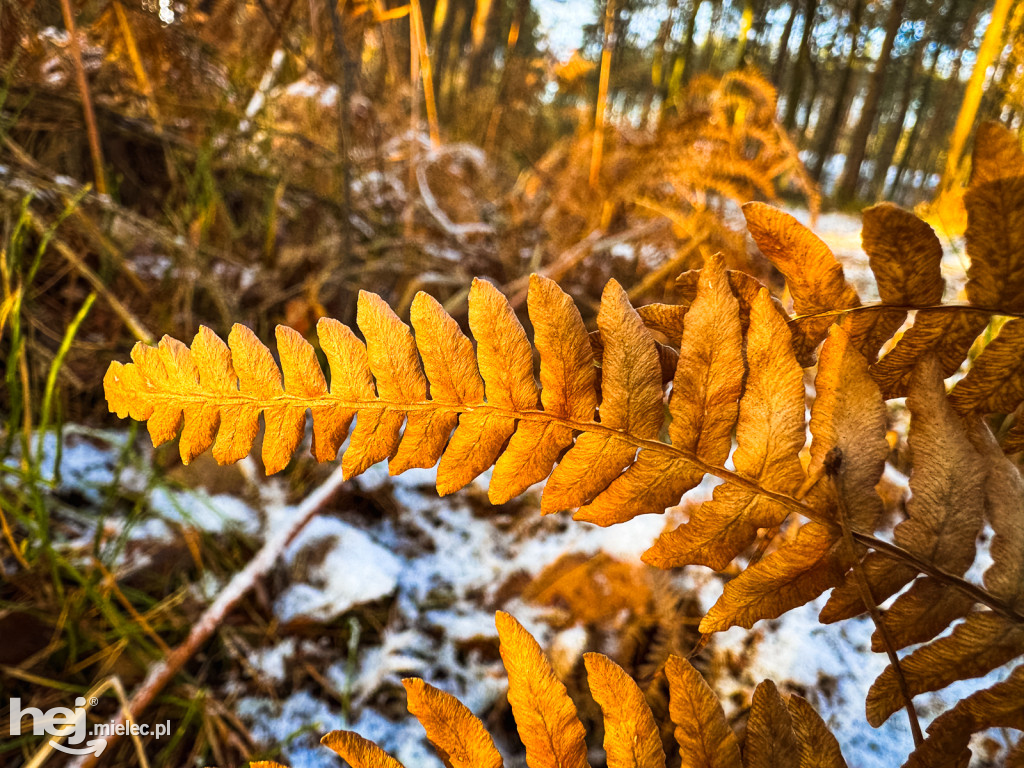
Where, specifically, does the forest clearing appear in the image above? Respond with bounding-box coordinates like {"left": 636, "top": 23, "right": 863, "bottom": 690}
{"left": 1, "top": 0, "right": 1023, "bottom": 766}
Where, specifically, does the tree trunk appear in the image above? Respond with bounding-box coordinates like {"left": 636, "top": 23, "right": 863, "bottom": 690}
{"left": 681, "top": 0, "right": 704, "bottom": 85}
{"left": 890, "top": 0, "right": 967, "bottom": 198}
{"left": 641, "top": 0, "right": 679, "bottom": 125}
{"left": 772, "top": 0, "right": 798, "bottom": 85}
{"left": 700, "top": 0, "right": 726, "bottom": 73}
{"left": 868, "top": 33, "right": 924, "bottom": 200}
{"left": 783, "top": 0, "right": 817, "bottom": 131}
{"left": 938, "top": 0, "right": 1014, "bottom": 196}
{"left": 810, "top": 0, "right": 865, "bottom": 181}
{"left": 835, "top": 0, "right": 906, "bottom": 205}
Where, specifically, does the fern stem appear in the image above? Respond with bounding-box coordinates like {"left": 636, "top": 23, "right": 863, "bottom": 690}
{"left": 126, "top": 392, "right": 1024, "bottom": 627}
{"left": 788, "top": 302, "right": 1024, "bottom": 323}
{"left": 829, "top": 448, "right": 923, "bottom": 747}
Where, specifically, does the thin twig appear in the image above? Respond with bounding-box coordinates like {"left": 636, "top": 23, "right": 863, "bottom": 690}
{"left": 58, "top": 0, "right": 107, "bottom": 196}
{"left": 69, "top": 464, "right": 350, "bottom": 768}
{"left": 827, "top": 447, "right": 923, "bottom": 746}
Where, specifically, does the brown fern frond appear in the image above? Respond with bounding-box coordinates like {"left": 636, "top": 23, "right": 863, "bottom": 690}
{"left": 310, "top": 613, "right": 848, "bottom": 768}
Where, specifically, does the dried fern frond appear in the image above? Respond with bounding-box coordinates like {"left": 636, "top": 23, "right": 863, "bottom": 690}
{"left": 280, "top": 612, "right": 844, "bottom": 768}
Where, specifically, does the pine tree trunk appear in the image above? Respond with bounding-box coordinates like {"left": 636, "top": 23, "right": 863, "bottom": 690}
{"left": 890, "top": 0, "right": 968, "bottom": 198}
{"left": 641, "top": 0, "right": 679, "bottom": 124}
{"left": 772, "top": 1, "right": 798, "bottom": 85}
{"left": 783, "top": 0, "right": 817, "bottom": 131}
{"left": 810, "top": 0, "right": 865, "bottom": 182}
{"left": 869, "top": 34, "right": 924, "bottom": 200}
{"left": 835, "top": 0, "right": 906, "bottom": 204}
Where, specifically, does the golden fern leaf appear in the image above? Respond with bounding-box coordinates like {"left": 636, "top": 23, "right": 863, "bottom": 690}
{"left": 644, "top": 290, "right": 805, "bottom": 570}
{"left": 669, "top": 253, "right": 744, "bottom": 466}
{"left": 489, "top": 275, "right": 596, "bottom": 504}
{"left": 741, "top": 203, "right": 860, "bottom": 365}
{"left": 743, "top": 680, "right": 798, "bottom": 768}
{"left": 804, "top": 323, "right": 888, "bottom": 532}
{"left": 902, "top": 663, "right": 1024, "bottom": 768}
{"left": 249, "top": 762, "right": 290, "bottom": 768}
{"left": 964, "top": 122, "right": 1024, "bottom": 312}
{"left": 496, "top": 610, "right": 590, "bottom": 768}
{"left": 584, "top": 653, "right": 666, "bottom": 768}
{"left": 555, "top": 281, "right": 680, "bottom": 526}
{"left": 948, "top": 318, "right": 1024, "bottom": 416}
{"left": 786, "top": 695, "right": 847, "bottom": 768}
{"left": 402, "top": 678, "right": 503, "bottom": 768}
{"left": 699, "top": 521, "right": 845, "bottom": 633}
{"left": 664, "top": 656, "right": 742, "bottom": 768}
{"left": 321, "top": 730, "right": 406, "bottom": 768}
{"left": 438, "top": 277, "right": 534, "bottom": 493}
{"left": 674, "top": 266, "right": 788, "bottom": 335}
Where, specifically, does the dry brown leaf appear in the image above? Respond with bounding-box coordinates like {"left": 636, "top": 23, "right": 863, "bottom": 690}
{"left": 819, "top": 552, "right": 917, "bottom": 624}
{"left": 971, "top": 121, "right": 1024, "bottom": 186}
{"left": 584, "top": 653, "right": 666, "bottom": 768}
{"left": 870, "top": 577, "right": 975, "bottom": 652}
{"left": 496, "top": 611, "right": 590, "bottom": 768}
{"left": 700, "top": 522, "right": 845, "bottom": 633}
{"left": 321, "top": 730, "right": 406, "bottom": 768}
{"left": 902, "top": 663, "right": 1024, "bottom": 768}
{"left": 855, "top": 203, "right": 945, "bottom": 361}
{"left": 948, "top": 318, "right": 1024, "bottom": 416}
{"left": 664, "top": 655, "right": 742, "bottom": 768}
{"left": 866, "top": 611, "right": 1024, "bottom": 726}
{"left": 644, "top": 290, "right": 805, "bottom": 569}
{"left": 637, "top": 302, "right": 690, "bottom": 345}
{"left": 742, "top": 680, "right": 798, "bottom": 768}
{"left": 966, "top": 422, "right": 1024, "bottom": 608}
{"left": 742, "top": 202, "right": 860, "bottom": 362}
{"left": 893, "top": 357, "right": 985, "bottom": 575}
{"left": 964, "top": 123, "right": 1024, "bottom": 312}
{"left": 869, "top": 310, "right": 988, "bottom": 400}
{"left": 787, "top": 695, "right": 847, "bottom": 768}
{"left": 402, "top": 678, "right": 503, "bottom": 768}
{"left": 806, "top": 323, "right": 888, "bottom": 531}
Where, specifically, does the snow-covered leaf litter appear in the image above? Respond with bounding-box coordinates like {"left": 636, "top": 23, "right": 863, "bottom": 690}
{"left": 6, "top": 426, "right": 1009, "bottom": 768}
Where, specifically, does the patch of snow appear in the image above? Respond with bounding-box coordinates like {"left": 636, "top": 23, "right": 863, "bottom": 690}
{"left": 275, "top": 517, "right": 403, "bottom": 623}
{"left": 249, "top": 638, "right": 298, "bottom": 684}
